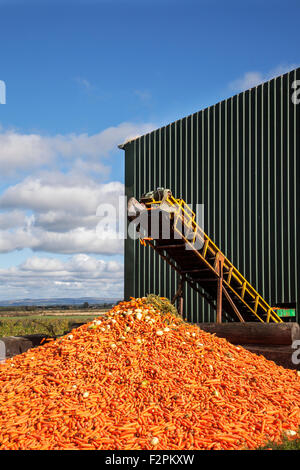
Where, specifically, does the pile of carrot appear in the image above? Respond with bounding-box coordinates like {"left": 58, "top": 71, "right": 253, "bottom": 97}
{"left": 0, "top": 297, "right": 299, "bottom": 450}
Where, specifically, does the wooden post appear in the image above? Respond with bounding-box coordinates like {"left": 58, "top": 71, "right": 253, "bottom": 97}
{"left": 216, "top": 270, "right": 223, "bottom": 323}
{"left": 215, "top": 254, "right": 225, "bottom": 323}
{"left": 179, "top": 294, "right": 184, "bottom": 317}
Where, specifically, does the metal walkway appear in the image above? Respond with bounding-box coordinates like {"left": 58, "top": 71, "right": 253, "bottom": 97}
{"left": 129, "top": 190, "right": 282, "bottom": 323}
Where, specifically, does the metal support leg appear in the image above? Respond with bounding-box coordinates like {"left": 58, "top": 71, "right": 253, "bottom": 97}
{"left": 222, "top": 285, "right": 245, "bottom": 322}
{"left": 171, "top": 282, "right": 182, "bottom": 304}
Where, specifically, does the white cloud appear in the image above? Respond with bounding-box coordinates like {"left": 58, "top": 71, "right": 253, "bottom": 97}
{"left": 0, "top": 176, "right": 125, "bottom": 254}
{"left": 0, "top": 224, "right": 124, "bottom": 255}
{"left": 229, "top": 63, "right": 299, "bottom": 92}
{"left": 0, "top": 254, "right": 124, "bottom": 299}
{"left": 0, "top": 210, "right": 27, "bottom": 229}
{"left": 36, "top": 227, "right": 124, "bottom": 255}
{"left": 20, "top": 256, "right": 65, "bottom": 272}
{"left": 0, "top": 119, "right": 155, "bottom": 298}
{"left": 19, "top": 254, "right": 122, "bottom": 277}
{"left": 0, "top": 178, "right": 124, "bottom": 214}
{"left": 34, "top": 211, "right": 99, "bottom": 233}
{"left": 230, "top": 72, "right": 264, "bottom": 92}
{"left": 0, "top": 228, "right": 34, "bottom": 253}
{"left": 0, "top": 132, "right": 54, "bottom": 173}
{"left": 75, "top": 77, "right": 93, "bottom": 91}
{"left": 0, "top": 121, "right": 155, "bottom": 177}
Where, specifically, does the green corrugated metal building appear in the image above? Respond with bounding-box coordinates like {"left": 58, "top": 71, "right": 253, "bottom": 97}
{"left": 120, "top": 67, "right": 300, "bottom": 323}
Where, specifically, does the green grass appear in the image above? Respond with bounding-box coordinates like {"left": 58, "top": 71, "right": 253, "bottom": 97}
{"left": 257, "top": 434, "right": 300, "bottom": 450}
{"left": 0, "top": 315, "right": 99, "bottom": 337}
{"left": 255, "top": 427, "right": 300, "bottom": 450}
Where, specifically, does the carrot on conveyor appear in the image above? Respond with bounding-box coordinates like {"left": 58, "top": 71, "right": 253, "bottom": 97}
{"left": 0, "top": 297, "right": 299, "bottom": 450}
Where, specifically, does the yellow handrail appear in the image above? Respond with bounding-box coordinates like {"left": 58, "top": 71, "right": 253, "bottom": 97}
{"left": 142, "top": 195, "right": 282, "bottom": 323}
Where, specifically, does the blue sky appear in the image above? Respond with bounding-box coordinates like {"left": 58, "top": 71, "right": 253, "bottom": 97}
{"left": 0, "top": 0, "right": 299, "bottom": 300}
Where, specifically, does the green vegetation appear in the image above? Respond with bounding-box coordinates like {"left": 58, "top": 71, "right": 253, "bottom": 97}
{"left": 0, "top": 302, "right": 114, "bottom": 337}
{"left": 0, "top": 295, "right": 182, "bottom": 337}
{"left": 257, "top": 432, "right": 300, "bottom": 450}
{"left": 0, "top": 315, "right": 99, "bottom": 337}
{"left": 145, "top": 294, "right": 181, "bottom": 319}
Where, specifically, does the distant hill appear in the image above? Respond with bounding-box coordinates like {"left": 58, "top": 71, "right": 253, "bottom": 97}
{"left": 0, "top": 297, "right": 120, "bottom": 307}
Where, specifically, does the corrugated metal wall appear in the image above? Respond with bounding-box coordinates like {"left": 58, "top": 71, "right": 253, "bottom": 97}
{"left": 123, "top": 67, "right": 300, "bottom": 322}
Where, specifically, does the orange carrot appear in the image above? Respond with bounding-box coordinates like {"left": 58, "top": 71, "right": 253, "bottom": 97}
{"left": 0, "top": 297, "right": 299, "bottom": 450}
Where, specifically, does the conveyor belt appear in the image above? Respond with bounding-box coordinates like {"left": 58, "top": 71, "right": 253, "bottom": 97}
{"left": 129, "top": 191, "right": 282, "bottom": 323}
